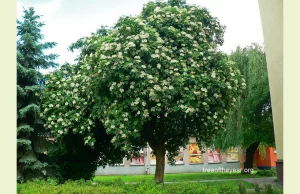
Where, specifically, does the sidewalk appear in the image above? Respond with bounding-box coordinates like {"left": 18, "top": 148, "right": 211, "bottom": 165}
{"left": 162, "top": 177, "right": 279, "bottom": 191}
{"left": 118, "top": 177, "right": 277, "bottom": 186}
{"left": 163, "top": 177, "right": 277, "bottom": 186}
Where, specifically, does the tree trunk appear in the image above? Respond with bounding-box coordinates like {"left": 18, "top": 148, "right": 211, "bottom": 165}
{"left": 242, "top": 143, "right": 259, "bottom": 174}
{"left": 143, "top": 115, "right": 166, "bottom": 183}
{"left": 154, "top": 142, "right": 165, "bottom": 184}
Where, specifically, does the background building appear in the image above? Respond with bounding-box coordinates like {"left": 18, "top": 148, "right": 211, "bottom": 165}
{"left": 96, "top": 137, "right": 244, "bottom": 175}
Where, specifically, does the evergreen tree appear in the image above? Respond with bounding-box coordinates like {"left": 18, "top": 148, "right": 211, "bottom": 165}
{"left": 17, "top": 7, "right": 59, "bottom": 181}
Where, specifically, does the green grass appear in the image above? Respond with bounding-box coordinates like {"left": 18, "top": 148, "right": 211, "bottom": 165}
{"left": 94, "top": 171, "right": 267, "bottom": 183}
{"left": 17, "top": 180, "right": 256, "bottom": 194}
{"left": 18, "top": 172, "right": 282, "bottom": 194}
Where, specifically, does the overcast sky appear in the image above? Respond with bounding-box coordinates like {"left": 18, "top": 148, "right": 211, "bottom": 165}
{"left": 17, "top": 0, "right": 264, "bottom": 73}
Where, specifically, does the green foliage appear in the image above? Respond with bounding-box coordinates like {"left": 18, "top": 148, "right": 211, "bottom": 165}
{"left": 93, "top": 172, "right": 265, "bottom": 183}
{"left": 212, "top": 44, "right": 275, "bottom": 152}
{"left": 263, "top": 184, "right": 283, "bottom": 194}
{"left": 17, "top": 180, "right": 123, "bottom": 194}
{"left": 17, "top": 139, "right": 32, "bottom": 149}
{"left": 238, "top": 181, "right": 247, "bottom": 194}
{"left": 39, "top": 26, "right": 125, "bottom": 182}
{"left": 17, "top": 180, "right": 255, "bottom": 194}
{"left": 264, "top": 184, "right": 274, "bottom": 194}
{"left": 45, "top": 123, "right": 125, "bottom": 182}
{"left": 218, "top": 184, "right": 237, "bottom": 194}
{"left": 252, "top": 183, "right": 262, "bottom": 194}
{"left": 41, "top": 1, "right": 245, "bottom": 183}
{"left": 258, "top": 143, "right": 267, "bottom": 160}
{"left": 17, "top": 7, "right": 59, "bottom": 181}
{"left": 40, "top": 63, "right": 126, "bottom": 182}
{"left": 17, "top": 125, "right": 34, "bottom": 135}
{"left": 256, "top": 169, "right": 277, "bottom": 177}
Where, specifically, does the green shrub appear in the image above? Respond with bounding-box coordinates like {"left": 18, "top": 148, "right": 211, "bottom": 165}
{"left": 238, "top": 182, "right": 247, "bottom": 194}
{"left": 17, "top": 180, "right": 260, "bottom": 194}
{"left": 264, "top": 184, "right": 274, "bottom": 194}
{"left": 256, "top": 169, "right": 277, "bottom": 177}
{"left": 162, "top": 182, "right": 218, "bottom": 194}
{"left": 252, "top": 182, "right": 261, "bottom": 194}
{"left": 46, "top": 128, "right": 125, "bottom": 183}
{"left": 218, "top": 184, "right": 238, "bottom": 194}
{"left": 262, "top": 184, "right": 284, "bottom": 194}
{"left": 17, "top": 180, "right": 124, "bottom": 194}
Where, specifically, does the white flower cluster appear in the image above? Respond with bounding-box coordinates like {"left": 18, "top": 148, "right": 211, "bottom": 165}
{"left": 41, "top": 65, "right": 96, "bottom": 147}
{"left": 41, "top": 3, "right": 246, "bottom": 149}
{"left": 78, "top": 4, "right": 245, "bottom": 148}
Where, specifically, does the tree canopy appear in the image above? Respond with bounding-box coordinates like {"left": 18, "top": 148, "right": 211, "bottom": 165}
{"left": 40, "top": 63, "right": 126, "bottom": 182}
{"left": 41, "top": 0, "right": 245, "bottom": 183}
{"left": 212, "top": 44, "right": 274, "bottom": 170}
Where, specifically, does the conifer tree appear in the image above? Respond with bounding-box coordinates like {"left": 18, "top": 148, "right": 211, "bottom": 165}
{"left": 17, "top": 7, "right": 58, "bottom": 181}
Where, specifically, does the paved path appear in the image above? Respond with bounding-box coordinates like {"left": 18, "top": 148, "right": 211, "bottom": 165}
{"left": 92, "top": 177, "right": 279, "bottom": 192}
{"left": 116, "top": 177, "right": 277, "bottom": 186}
{"left": 163, "top": 177, "right": 277, "bottom": 185}
{"left": 161, "top": 177, "right": 280, "bottom": 191}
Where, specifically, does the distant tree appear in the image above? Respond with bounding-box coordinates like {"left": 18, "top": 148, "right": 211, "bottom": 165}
{"left": 41, "top": 0, "right": 245, "bottom": 183}
{"left": 212, "top": 44, "right": 275, "bottom": 172}
{"left": 17, "top": 7, "right": 59, "bottom": 181}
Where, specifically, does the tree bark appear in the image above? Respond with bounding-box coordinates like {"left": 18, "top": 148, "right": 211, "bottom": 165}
{"left": 142, "top": 114, "right": 166, "bottom": 183}
{"left": 154, "top": 142, "right": 165, "bottom": 184}
{"left": 242, "top": 143, "right": 259, "bottom": 174}
{"left": 154, "top": 114, "right": 166, "bottom": 184}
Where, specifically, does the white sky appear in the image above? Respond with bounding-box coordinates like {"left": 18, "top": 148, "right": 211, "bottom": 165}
{"left": 17, "top": 0, "right": 264, "bottom": 73}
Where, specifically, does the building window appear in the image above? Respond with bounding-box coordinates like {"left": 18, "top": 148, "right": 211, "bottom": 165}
{"left": 207, "top": 145, "right": 221, "bottom": 163}
{"left": 130, "top": 149, "right": 145, "bottom": 165}
{"left": 226, "top": 147, "right": 239, "bottom": 162}
{"left": 189, "top": 143, "right": 203, "bottom": 164}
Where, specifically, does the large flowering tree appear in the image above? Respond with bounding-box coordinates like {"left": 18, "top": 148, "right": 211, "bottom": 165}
{"left": 41, "top": 0, "right": 245, "bottom": 183}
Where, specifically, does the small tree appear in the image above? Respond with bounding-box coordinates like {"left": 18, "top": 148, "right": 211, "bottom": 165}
{"left": 41, "top": 63, "right": 126, "bottom": 182}
{"left": 212, "top": 44, "right": 274, "bottom": 172}
{"left": 17, "top": 7, "right": 59, "bottom": 181}
{"left": 41, "top": 0, "right": 245, "bottom": 183}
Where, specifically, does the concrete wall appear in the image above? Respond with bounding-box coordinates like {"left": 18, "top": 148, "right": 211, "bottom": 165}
{"left": 258, "top": 0, "right": 283, "bottom": 161}
{"left": 95, "top": 138, "right": 243, "bottom": 175}
{"left": 256, "top": 147, "right": 277, "bottom": 169}
{"left": 258, "top": 0, "right": 283, "bottom": 186}
{"left": 95, "top": 162, "right": 241, "bottom": 175}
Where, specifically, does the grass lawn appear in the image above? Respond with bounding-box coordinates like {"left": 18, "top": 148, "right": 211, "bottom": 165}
{"left": 18, "top": 180, "right": 256, "bottom": 194}
{"left": 93, "top": 171, "right": 268, "bottom": 183}
{"left": 18, "top": 172, "right": 282, "bottom": 194}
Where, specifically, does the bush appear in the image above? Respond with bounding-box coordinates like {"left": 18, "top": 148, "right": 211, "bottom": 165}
{"left": 18, "top": 179, "right": 284, "bottom": 194}
{"left": 17, "top": 180, "right": 123, "bottom": 194}
{"left": 17, "top": 180, "right": 254, "bottom": 194}
{"left": 46, "top": 124, "right": 125, "bottom": 183}
{"left": 263, "top": 184, "right": 283, "bottom": 194}
{"left": 252, "top": 182, "right": 261, "bottom": 194}
{"left": 256, "top": 169, "right": 277, "bottom": 177}
{"left": 218, "top": 184, "right": 237, "bottom": 194}
{"left": 238, "top": 182, "right": 247, "bottom": 194}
